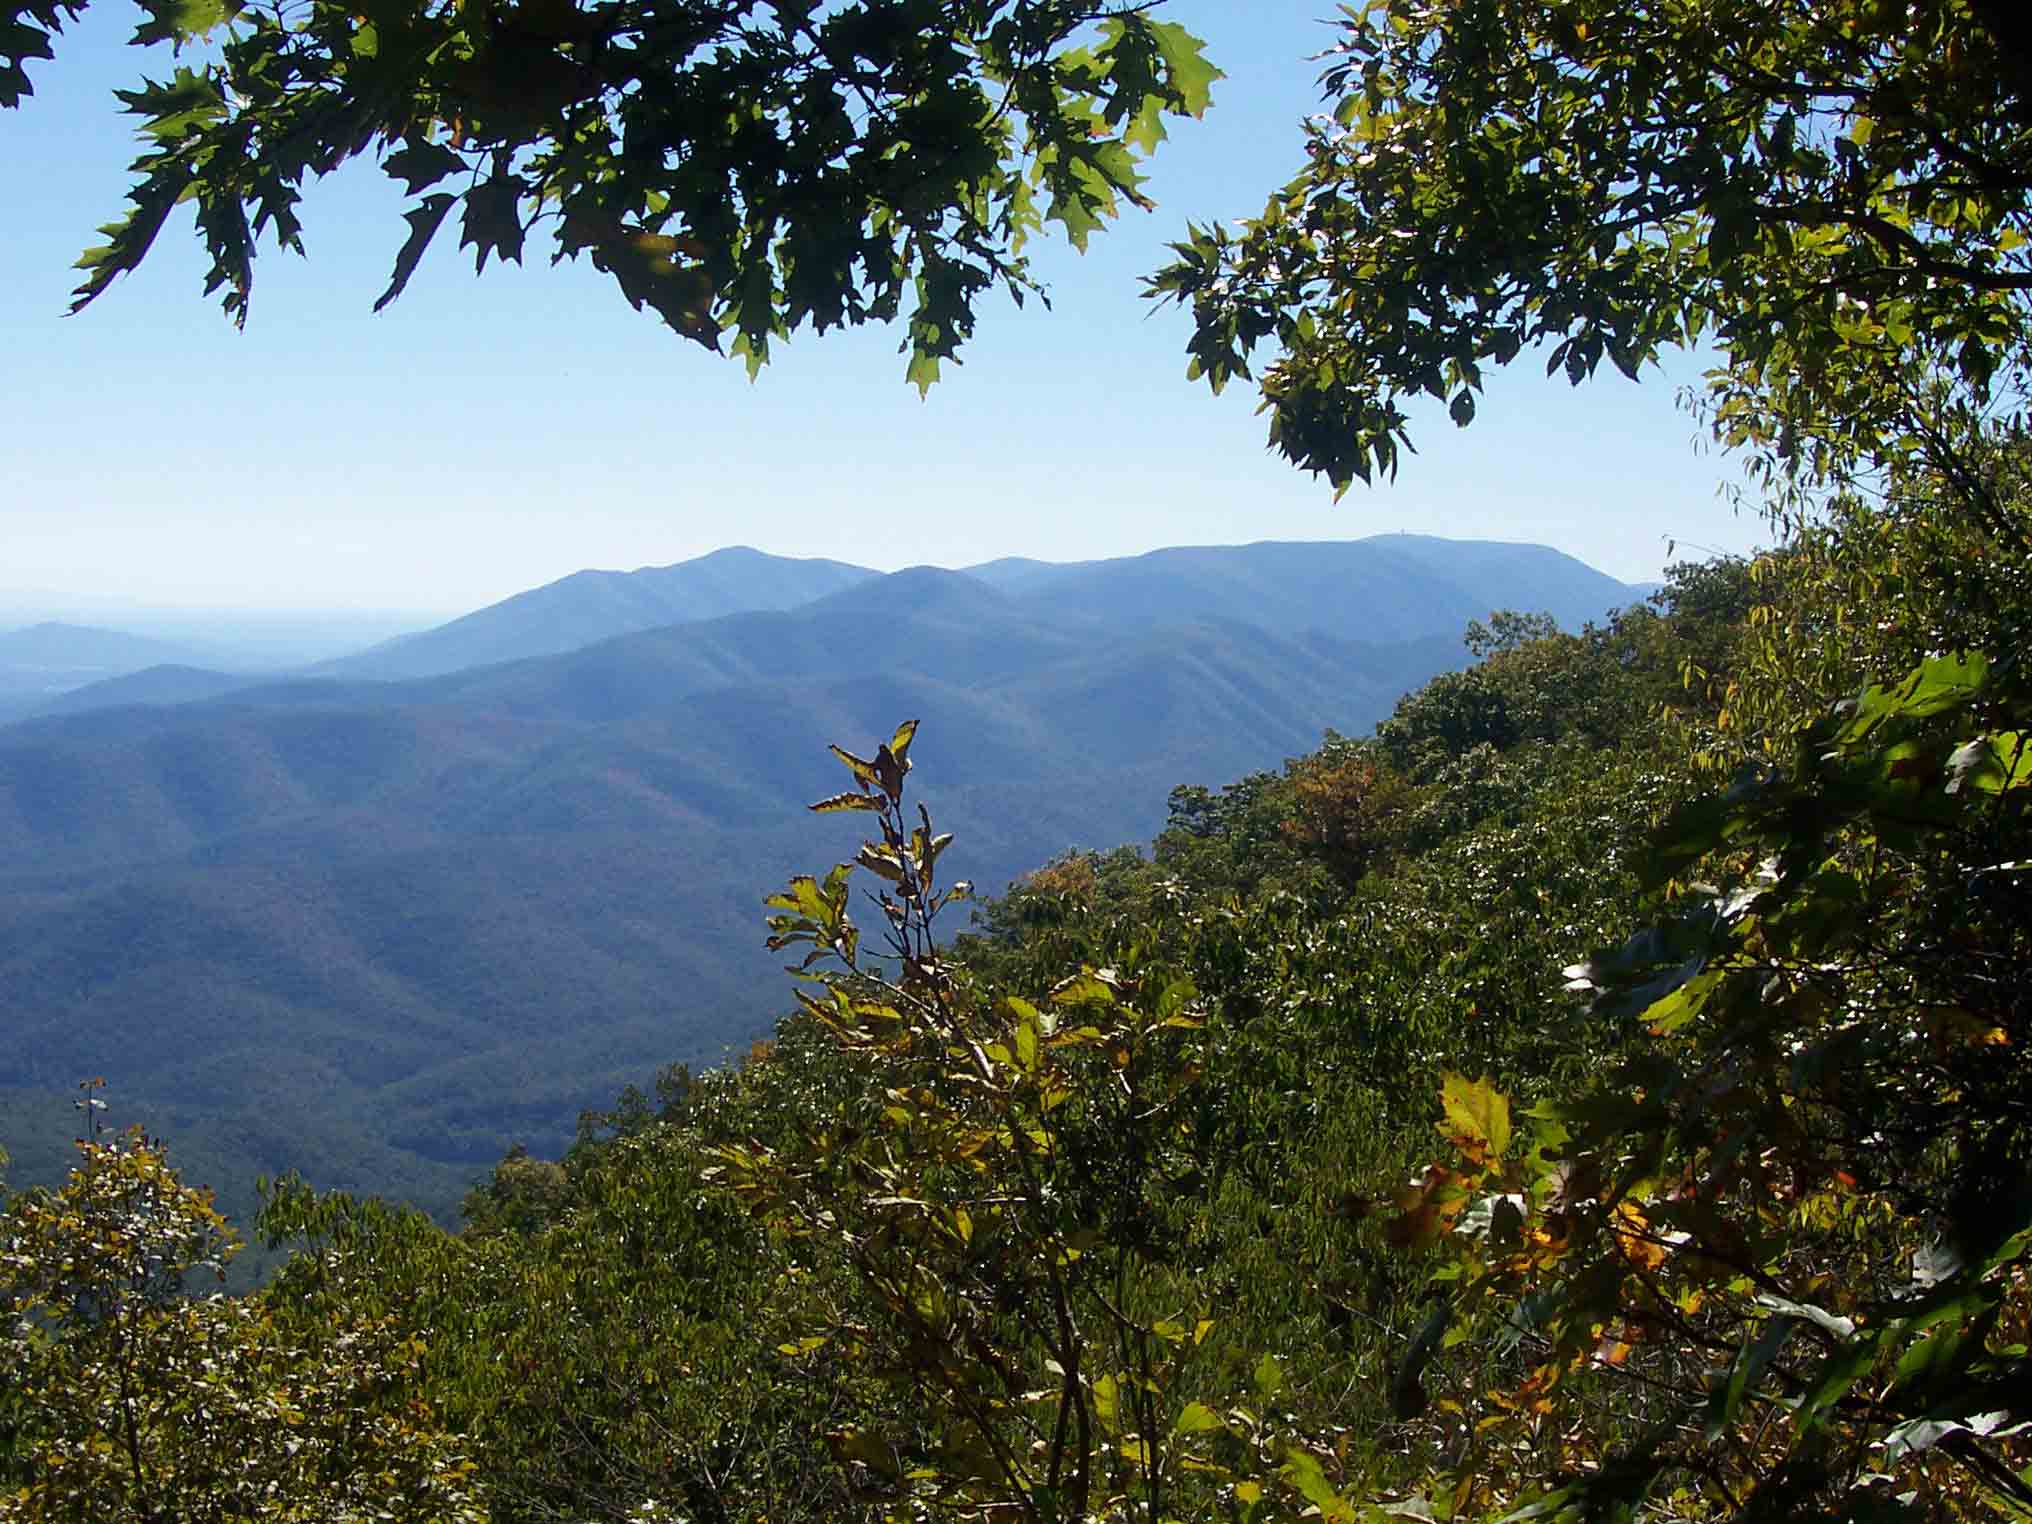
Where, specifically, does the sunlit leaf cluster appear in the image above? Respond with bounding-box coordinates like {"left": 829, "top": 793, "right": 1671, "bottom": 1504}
{"left": 1149, "top": 0, "right": 2032, "bottom": 494}
{"left": 6, "top": 0, "right": 1214, "bottom": 386}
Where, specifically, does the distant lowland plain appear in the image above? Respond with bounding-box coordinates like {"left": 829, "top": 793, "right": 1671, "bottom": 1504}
{"left": 0, "top": 536, "right": 1653, "bottom": 1234}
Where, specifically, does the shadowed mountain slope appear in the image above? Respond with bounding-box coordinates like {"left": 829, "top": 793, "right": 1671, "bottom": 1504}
{"left": 35, "top": 665, "right": 260, "bottom": 717}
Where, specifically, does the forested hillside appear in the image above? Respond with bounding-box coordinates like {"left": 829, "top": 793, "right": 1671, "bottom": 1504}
{"left": 11, "top": 511, "right": 2025, "bottom": 1521}
{"left": 0, "top": 583, "right": 1482, "bottom": 1231}
{"left": 4, "top": 0, "right": 2030, "bottom": 1518}
{"left": 0, "top": 538, "right": 1633, "bottom": 1235}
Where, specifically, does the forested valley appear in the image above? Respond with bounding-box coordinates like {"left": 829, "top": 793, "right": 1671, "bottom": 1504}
{"left": 4, "top": 0, "right": 2032, "bottom": 1517}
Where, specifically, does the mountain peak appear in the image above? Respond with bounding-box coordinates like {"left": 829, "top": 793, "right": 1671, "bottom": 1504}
{"left": 318, "top": 550, "right": 881, "bottom": 681}
{"left": 808, "top": 565, "right": 1009, "bottom": 620}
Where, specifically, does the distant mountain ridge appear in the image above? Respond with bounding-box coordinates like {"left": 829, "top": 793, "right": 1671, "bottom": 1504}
{"left": 33, "top": 665, "right": 257, "bottom": 718}
{"left": 0, "top": 621, "right": 219, "bottom": 670}
{"left": 968, "top": 536, "right": 1635, "bottom": 644}
{"left": 297, "top": 535, "right": 1642, "bottom": 687}
{"left": 317, "top": 546, "right": 878, "bottom": 681}
{"left": 12, "top": 537, "right": 1645, "bottom": 723}
{"left": 0, "top": 623, "right": 234, "bottom": 728}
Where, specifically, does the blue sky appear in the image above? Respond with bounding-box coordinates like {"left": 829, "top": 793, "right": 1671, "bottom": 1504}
{"left": 2, "top": 1, "right": 1768, "bottom": 615}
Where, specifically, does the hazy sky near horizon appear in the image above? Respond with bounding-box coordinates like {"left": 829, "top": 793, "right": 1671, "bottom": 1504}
{"left": 4, "top": 2, "right": 1771, "bottom": 615}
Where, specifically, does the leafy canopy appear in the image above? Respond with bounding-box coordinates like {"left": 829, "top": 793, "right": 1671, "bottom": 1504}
{"left": 1150, "top": 0, "right": 2032, "bottom": 490}
{"left": 3, "top": 0, "right": 1215, "bottom": 388}
{"left": 0, "top": 1122, "right": 483, "bottom": 1522}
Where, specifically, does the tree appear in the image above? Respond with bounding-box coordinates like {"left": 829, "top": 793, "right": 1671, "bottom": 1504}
{"left": 258, "top": 1126, "right": 858, "bottom": 1524}
{"left": 1394, "top": 606, "right": 2032, "bottom": 1520}
{"left": 1150, "top": 0, "right": 2032, "bottom": 495}
{"left": 729, "top": 723, "right": 1363, "bottom": 1524}
{"left": 1139, "top": 9, "right": 2032, "bottom": 1515}
{"left": 4, "top": 0, "right": 1214, "bottom": 386}
{"left": 0, "top": 1124, "right": 482, "bottom": 1522}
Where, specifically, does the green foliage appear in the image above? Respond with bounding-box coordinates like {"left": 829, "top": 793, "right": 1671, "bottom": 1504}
{"left": 23, "top": 540, "right": 1985, "bottom": 1524}
{"left": 257, "top": 1122, "right": 861, "bottom": 1524}
{"left": 737, "top": 730, "right": 1252, "bottom": 1521}
{"left": 725, "top": 701, "right": 1710, "bottom": 1522}
{"left": 1149, "top": 0, "right": 2032, "bottom": 495}
{"left": 1386, "top": 466, "right": 2032, "bottom": 1519}
{"left": 1377, "top": 610, "right": 1667, "bottom": 786}
{"left": 11, "top": 3, "right": 2032, "bottom": 1518}
{"left": 6, "top": 0, "right": 1212, "bottom": 384}
{"left": 0, "top": 1124, "right": 482, "bottom": 1521}
{"left": 1126, "top": 5, "right": 2032, "bottom": 1511}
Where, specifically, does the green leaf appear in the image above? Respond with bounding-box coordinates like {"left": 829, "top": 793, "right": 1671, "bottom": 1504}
{"left": 1, "top": 13, "right": 65, "bottom": 110}
{"left": 1641, "top": 966, "right": 1723, "bottom": 1034}
{"left": 1979, "top": 1224, "right": 2032, "bottom": 1275}
{"left": 382, "top": 140, "right": 467, "bottom": 198}
{"left": 1253, "top": 1352, "right": 1284, "bottom": 1403}
{"left": 1498, "top": 1485, "right": 1581, "bottom": 1524}
{"left": 1948, "top": 732, "right": 2029, "bottom": 794}
{"left": 460, "top": 168, "right": 527, "bottom": 274}
{"left": 374, "top": 194, "right": 456, "bottom": 314}
{"left": 71, "top": 161, "right": 198, "bottom": 313}
{"left": 1144, "top": 19, "right": 1220, "bottom": 116}
{"left": 114, "top": 65, "right": 225, "bottom": 141}
{"left": 587, "top": 228, "right": 721, "bottom": 349}
{"left": 1835, "top": 653, "right": 1986, "bottom": 745}
{"left": 1049, "top": 971, "right": 1119, "bottom": 1007}
{"left": 905, "top": 349, "right": 942, "bottom": 397}
{"left": 1797, "top": 1329, "right": 1881, "bottom": 1428}
{"left": 1092, "top": 1372, "right": 1121, "bottom": 1432}
{"left": 1173, "top": 1401, "right": 1223, "bottom": 1434}
{"left": 1705, "top": 1315, "right": 1792, "bottom": 1439}
{"left": 1014, "top": 1016, "right": 1038, "bottom": 1072}
{"left": 1887, "top": 1293, "right": 2001, "bottom": 1404}
{"left": 130, "top": 0, "right": 242, "bottom": 48}
{"left": 1277, "top": 1447, "right": 1351, "bottom": 1519}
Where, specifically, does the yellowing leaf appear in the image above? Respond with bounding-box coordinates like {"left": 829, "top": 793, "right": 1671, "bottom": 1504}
{"left": 809, "top": 792, "right": 882, "bottom": 814}
{"left": 1612, "top": 1201, "right": 1668, "bottom": 1272}
{"left": 887, "top": 719, "right": 919, "bottom": 764}
{"left": 1439, "top": 1072, "right": 1511, "bottom": 1163}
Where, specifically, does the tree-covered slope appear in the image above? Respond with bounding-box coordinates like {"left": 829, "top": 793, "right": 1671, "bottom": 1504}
{"left": 31, "top": 664, "right": 262, "bottom": 717}
{"left": 0, "top": 579, "right": 1480, "bottom": 1227}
